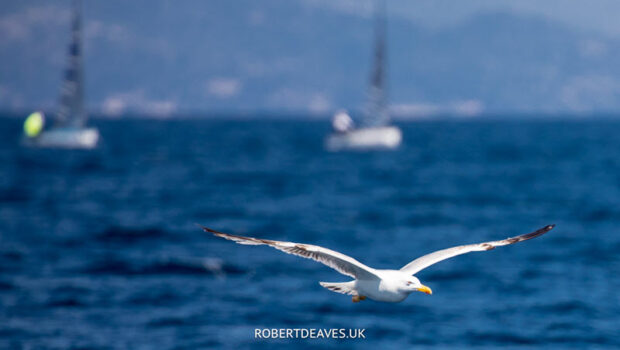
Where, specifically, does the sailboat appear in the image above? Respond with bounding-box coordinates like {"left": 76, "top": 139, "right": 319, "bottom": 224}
{"left": 23, "top": 0, "right": 99, "bottom": 149}
{"left": 325, "top": 0, "right": 402, "bottom": 151}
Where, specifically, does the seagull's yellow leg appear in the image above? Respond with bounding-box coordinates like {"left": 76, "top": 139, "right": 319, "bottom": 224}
{"left": 359, "top": 295, "right": 366, "bottom": 300}
{"left": 352, "top": 295, "right": 366, "bottom": 303}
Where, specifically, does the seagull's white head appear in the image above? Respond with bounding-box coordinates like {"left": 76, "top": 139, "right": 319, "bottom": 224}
{"left": 403, "top": 276, "right": 432, "bottom": 295}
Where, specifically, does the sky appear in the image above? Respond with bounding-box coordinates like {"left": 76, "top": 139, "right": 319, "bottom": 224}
{"left": 310, "top": 0, "right": 620, "bottom": 35}
{"left": 2, "top": 0, "right": 620, "bottom": 117}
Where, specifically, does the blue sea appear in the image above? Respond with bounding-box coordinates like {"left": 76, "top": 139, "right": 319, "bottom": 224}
{"left": 0, "top": 117, "right": 619, "bottom": 349}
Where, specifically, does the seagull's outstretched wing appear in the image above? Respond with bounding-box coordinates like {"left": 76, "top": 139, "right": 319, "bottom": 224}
{"left": 201, "top": 226, "right": 379, "bottom": 280}
{"left": 400, "top": 225, "right": 555, "bottom": 275}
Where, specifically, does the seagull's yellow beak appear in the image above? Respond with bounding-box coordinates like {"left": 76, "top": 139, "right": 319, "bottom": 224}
{"left": 416, "top": 285, "right": 432, "bottom": 295}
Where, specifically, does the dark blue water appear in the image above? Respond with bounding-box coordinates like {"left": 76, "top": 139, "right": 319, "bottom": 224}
{"left": 1, "top": 117, "right": 619, "bottom": 349}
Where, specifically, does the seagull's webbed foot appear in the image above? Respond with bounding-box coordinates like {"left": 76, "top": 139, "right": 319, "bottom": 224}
{"left": 352, "top": 295, "right": 366, "bottom": 303}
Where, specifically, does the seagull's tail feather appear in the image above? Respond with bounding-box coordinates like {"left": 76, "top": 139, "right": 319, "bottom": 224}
{"left": 319, "top": 281, "right": 357, "bottom": 296}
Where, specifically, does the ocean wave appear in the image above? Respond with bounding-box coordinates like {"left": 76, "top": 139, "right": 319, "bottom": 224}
{"left": 95, "top": 226, "right": 170, "bottom": 243}
{"left": 405, "top": 213, "right": 457, "bottom": 226}
{"left": 465, "top": 331, "right": 538, "bottom": 345}
{"left": 147, "top": 316, "right": 196, "bottom": 328}
{"left": 0, "top": 280, "right": 15, "bottom": 291}
{"left": 0, "top": 250, "right": 24, "bottom": 274}
{"left": 82, "top": 257, "right": 245, "bottom": 276}
{"left": 0, "top": 188, "right": 29, "bottom": 203}
{"left": 578, "top": 208, "right": 620, "bottom": 222}
{"left": 423, "top": 269, "right": 484, "bottom": 282}
{"left": 45, "top": 298, "right": 87, "bottom": 308}
{"left": 44, "top": 285, "right": 92, "bottom": 308}
{"left": 536, "top": 300, "right": 595, "bottom": 315}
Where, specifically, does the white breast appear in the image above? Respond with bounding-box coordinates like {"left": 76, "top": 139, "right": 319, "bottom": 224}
{"left": 355, "top": 270, "right": 410, "bottom": 303}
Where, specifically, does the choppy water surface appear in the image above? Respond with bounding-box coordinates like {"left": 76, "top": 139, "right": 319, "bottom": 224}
{"left": 1, "top": 118, "right": 619, "bottom": 349}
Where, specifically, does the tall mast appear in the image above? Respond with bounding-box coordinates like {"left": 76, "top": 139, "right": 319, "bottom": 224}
{"left": 363, "top": 0, "right": 388, "bottom": 127}
{"left": 57, "top": 0, "right": 85, "bottom": 127}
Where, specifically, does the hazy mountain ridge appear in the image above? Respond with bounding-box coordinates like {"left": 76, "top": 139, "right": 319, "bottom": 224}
{"left": 2, "top": 1, "right": 620, "bottom": 117}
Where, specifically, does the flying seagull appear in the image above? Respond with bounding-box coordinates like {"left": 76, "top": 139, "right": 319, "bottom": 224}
{"left": 201, "top": 224, "right": 554, "bottom": 303}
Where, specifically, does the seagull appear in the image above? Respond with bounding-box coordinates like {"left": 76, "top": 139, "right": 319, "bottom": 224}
{"left": 201, "top": 224, "right": 554, "bottom": 303}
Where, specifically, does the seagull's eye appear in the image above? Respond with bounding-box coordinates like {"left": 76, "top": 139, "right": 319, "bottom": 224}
{"left": 406, "top": 281, "right": 412, "bottom": 286}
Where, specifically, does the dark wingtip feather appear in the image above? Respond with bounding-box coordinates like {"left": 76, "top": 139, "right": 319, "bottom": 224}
{"left": 513, "top": 224, "right": 555, "bottom": 242}
{"left": 196, "top": 224, "right": 222, "bottom": 234}
{"left": 539, "top": 224, "right": 555, "bottom": 234}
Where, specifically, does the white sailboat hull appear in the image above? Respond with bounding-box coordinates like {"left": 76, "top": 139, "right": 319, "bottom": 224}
{"left": 325, "top": 126, "right": 402, "bottom": 151}
{"left": 26, "top": 127, "right": 99, "bottom": 149}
